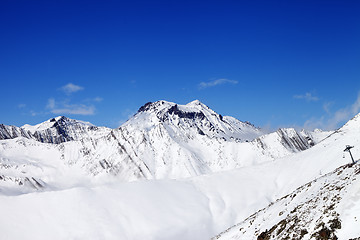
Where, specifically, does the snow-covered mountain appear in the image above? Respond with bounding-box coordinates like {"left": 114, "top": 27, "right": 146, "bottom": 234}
{"left": 0, "top": 116, "right": 110, "bottom": 143}
{"left": 0, "top": 100, "right": 320, "bottom": 190}
{"left": 0, "top": 101, "right": 359, "bottom": 240}
{"left": 131, "top": 100, "right": 263, "bottom": 142}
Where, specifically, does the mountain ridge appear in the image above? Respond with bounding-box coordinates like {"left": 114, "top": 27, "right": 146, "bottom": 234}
{"left": 0, "top": 115, "right": 111, "bottom": 144}
{"left": 0, "top": 100, "right": 322, "bottom": 190}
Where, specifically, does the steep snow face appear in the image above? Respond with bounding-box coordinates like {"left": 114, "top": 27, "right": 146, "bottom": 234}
{"left": 0, "top": 124, "right": 32, "bottom": 140}
{"left": 213, "top": 163, "right": 360, "bottom": 240}
{"left": 125, "top": 100, "right": 263, "bottom": 142}
{"left": 301, "top": 129, "right": 334, "bottom": 144}
{"left": 252, "top": 128, "right": 315, "bottom": 160}
{"left": 0, "top": 116, "right": 111, "bottom": 144}
{"left": 97, "top": 100, "right": 315, "bottom": 179}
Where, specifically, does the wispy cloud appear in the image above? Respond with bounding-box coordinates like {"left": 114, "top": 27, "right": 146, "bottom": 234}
{"left": 293, "top": 92, "right": 319, "bottom": 102}
{"left": 303, "top": 92, "right": 360, "bottom": 130}
{"left": 303, "top": 116, "right": 326, "bottom": 130}
{"left": 45, "top": 83, "right": 101, "bottom": 116}
{"left": 51, "top": 105, "right": 95, "bottom": 115}
{"left": 60, "top": 83, "right": 84, "bottom": 95}
{"left": 93, "top": 97, "right": 103, "bottom": 102}
{"left": 323, "top": 101, "right": 334, "bottom": 114}
{"left": 17, "top": 103, "right": 45, "bottom": 117}
{"left": 30, "top": 110, "right": 41, "bottom": 117}
{"left": 83, "top": 97, "right": 104, "bottom": 103}
{"left": 326, "top": 93, "right": 360, "bottom": 129}
{"left": 352, "top": 94, "right": 360, "bottom": 114}
{"left": 47, "top": 98, "right": 56, "bottom": 109}
{"left": 46, "top": 98, "right": 95, "bottom": 116}
{"left": 199, "top": 78, "right": 238, "bottom": 89}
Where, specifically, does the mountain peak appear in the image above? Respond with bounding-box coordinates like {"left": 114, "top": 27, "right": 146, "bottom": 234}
{"left": 135, "top": 100, "right": 215, "bottom": 123}
{"left": 186, "top": 99, "right": 204, "bottom": 106}
{"left": 137, "top": 100, "right": 176, "bottom": 113}
{"left": 124, "top": 100, "right": 265, "bottom": 143}
{"left": 22, "top": 116, "right": 94, "bottom": 133}
{"left": 136, "top": 100, "right": 212, "bottom": 116}
{"left": 50, "top": 116, "right": 75, "bottom": 123}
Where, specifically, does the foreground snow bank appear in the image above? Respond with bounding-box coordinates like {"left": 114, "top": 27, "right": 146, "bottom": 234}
{"left": 0, "top": 180, "right": 214, "bottom": 240}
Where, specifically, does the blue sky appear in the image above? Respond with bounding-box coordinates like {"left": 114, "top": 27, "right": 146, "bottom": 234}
{"left": 1, "top": 0, "right": 359, "bottom": 130}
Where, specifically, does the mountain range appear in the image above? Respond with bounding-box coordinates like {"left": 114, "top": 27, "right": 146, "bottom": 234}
{"left": 0, "top": 100, "right": 328, "bottom": 190}
{"left": 0, "top": 100, "right": 358, "bottom": 240}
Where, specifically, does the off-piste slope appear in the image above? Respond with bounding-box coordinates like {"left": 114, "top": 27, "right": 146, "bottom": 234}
{"left": 212, "top": 113, "right": 360, "bottom": 240}
{"left": 213, "top": 163, "right": 360, "bottom": 240}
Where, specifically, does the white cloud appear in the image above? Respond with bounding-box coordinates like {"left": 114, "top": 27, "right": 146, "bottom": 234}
{"left": 45, "top": 84, "right": 100, "bottom": 116}
{"left": 303, "top": 116, "right": 326, "bottom": 130}
{"left": 351, "top": 94, "right": 360, "bottom": 114}
{"left": 30, "top": 110, "right": 38, "bottom": 116}
{"left": 94, "top": 97, "right": 103, "bottom": 102}
{"left": 60, "top": 83, "right": 84, "bottom": 95}
{"left": 303, "top": 92, "right": 360, "bottom": 130}
{"left": 83, "top": 97, "right": 104, "bottom": 103}
{"left": 47, "top": 98, "right": 56, "bottom": 109}
{"left": 293, "top": 92, "right": 319, "bottom": 102}
{"left": 50, "top": 104, "right": 95, "bottom": 115}
{"left": 324, "top": 93, "right": 360, "bottom": 129}
{"left": 198, "top": 78, "right": 238, "bottom": 89}
{"left": 323, "top": 101, "right": 333, "bottom": 114}
{"left": 18, "top": 104, "right": 26, "bottom": 109}
{"left": 46, "top": 98, "right": 95, "bottom": 115}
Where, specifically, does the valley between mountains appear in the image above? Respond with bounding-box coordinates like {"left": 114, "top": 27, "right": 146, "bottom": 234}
{"left": 0, "top": 100, "right": 359, "bottom": 239}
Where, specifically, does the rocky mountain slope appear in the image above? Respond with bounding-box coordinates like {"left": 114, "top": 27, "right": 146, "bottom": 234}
{"left": 0, "top": 116, "right": 110, "bottom": 143}
{"left": 214, "top": 162, "right": 360, "bottom": 240}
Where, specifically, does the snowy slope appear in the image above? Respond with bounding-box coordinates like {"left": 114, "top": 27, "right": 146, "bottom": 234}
{"left": 210, "top": 113, "right": 360, "bottom": 240}
{"left": 213, "top": 163, "right": 360, "bottom": 240}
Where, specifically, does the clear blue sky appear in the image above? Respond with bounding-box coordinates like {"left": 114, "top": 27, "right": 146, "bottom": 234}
{"left": 1, "top": 0, "right": 359, "bottom": 130}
